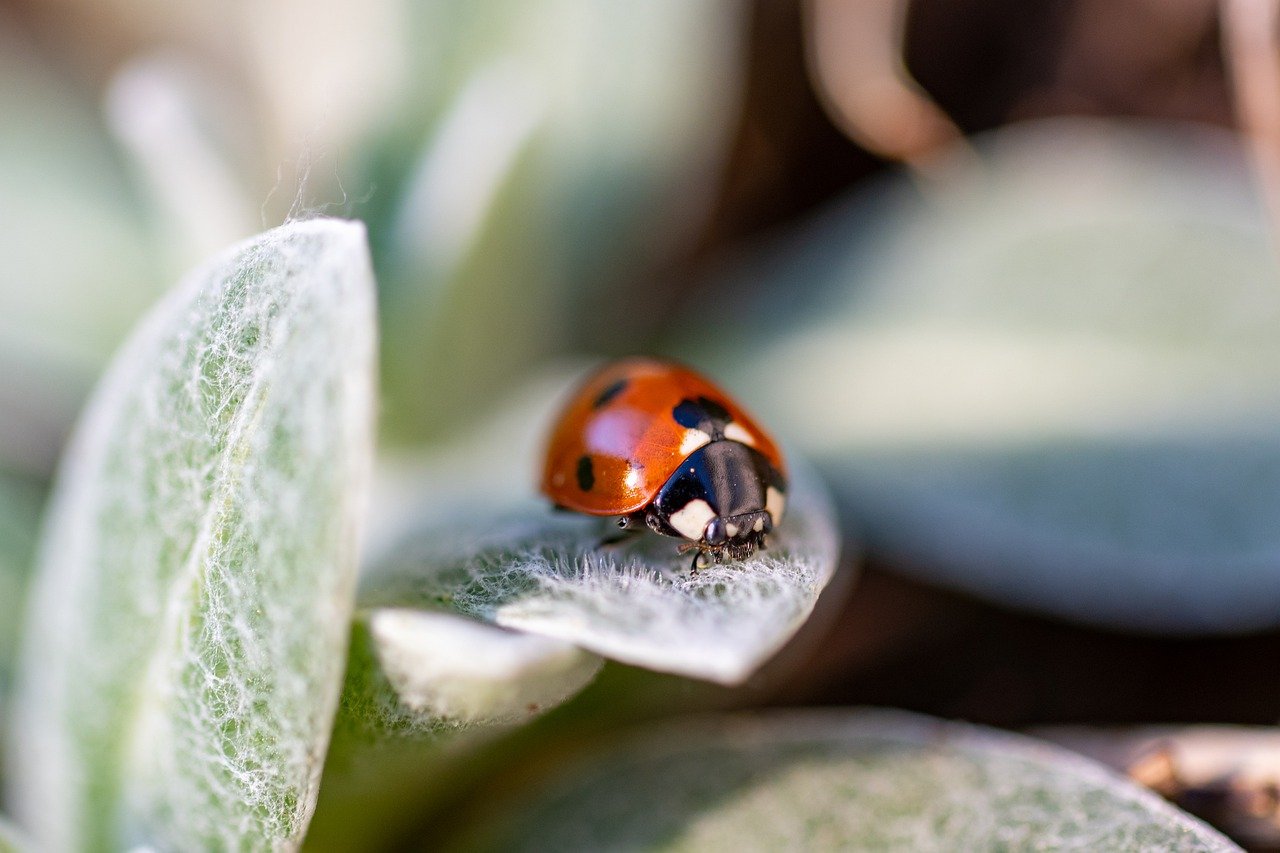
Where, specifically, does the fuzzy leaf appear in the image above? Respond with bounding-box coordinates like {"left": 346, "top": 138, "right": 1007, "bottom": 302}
{"left": 5, "top": 220, "right": 377, "bottom": 851}
{"left": 308, "top": 607, "right": 604, "bottom": 853}
{"left": 460, "top": 709, "right": 1240, "bottom": 851}
{"left": 343, "top": 608, "right": 602, "bottom": 734}
{"left": 359, "top": 371, "right": 843, "bottom": 687}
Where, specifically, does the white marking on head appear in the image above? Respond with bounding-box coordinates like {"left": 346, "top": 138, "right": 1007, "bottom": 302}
{"left": 766, "top": 487, "right": 786, "bottom": 525}
{"left": 723, "top": 421, "right": 756, "bottom": 447}
{"left": 725, "top": 522, "right": 739, "bottom": 538}
{"left": 678, "top": 428, "right": 712, "bottom": 458}
{"left": 669, "top": 499, "right": 716, "bottom": 541}
{"left": 753, "top": 517, "right": 765, "bottom": 533}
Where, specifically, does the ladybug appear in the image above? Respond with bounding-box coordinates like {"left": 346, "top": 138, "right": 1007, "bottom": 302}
{"left": 541, "top": 357, "right": 787, "bottom": 572}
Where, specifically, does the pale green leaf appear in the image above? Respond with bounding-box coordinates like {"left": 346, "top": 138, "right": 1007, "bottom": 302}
{"left": 343, "top": 608, "right": 602, "bottom": 734}
{"left": 309, "top": 610, "right": 602, "bottom": 853}
{"left": 690, "top": 118, "right": 1280, "bottom": 633}
{"left": 460, "top": 709, "right": 1240, "bottom": 852}
{"left": 377, "top": 0, "right": 747, "bottom": 441}
{"left": 105, "top": 55, "right": 259, "bottom": 274}
{"left": 0, "top": 26, "right": 160, "bottom": 370}
{"left": 0, "top": 26, "right": 163, "bottom": 479}
{"left": 6, "top": 219, "right": 377, "bottom": 851}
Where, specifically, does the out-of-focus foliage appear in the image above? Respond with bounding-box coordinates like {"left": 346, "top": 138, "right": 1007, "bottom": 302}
{"left": 0, "top": 476, "right": 41, "bottom": 698}
{"left": 0, "top": 29, "right": 160, "bottom": 370}
{"left": 369, "top": 0, "right": 746, "bottom": 441}
{"left": 688, "top": 118, "right": 1280, "bottom": 633}
{"left": 0, "top": 26, "right": 164, "bottom": 481}
{"left": 0, "top": 815, "right": 30, "bottom": 853}
{"left": 7, "top": 221, "right": 377, "bottom": 851}
{"left": 457, "top": 709, "right": 1239, "bottom": 851}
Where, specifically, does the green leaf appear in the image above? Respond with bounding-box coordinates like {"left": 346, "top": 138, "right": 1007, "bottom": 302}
{"left": 104, "top": 55, "right": 258, "bottom": 274}
{"left": 0, "top": 27, "right": 164, "bottom": 479}
{"left": 358, "top": 370, "right": 844, "bottom": 687}
{"left": 689, "top": 119, "right": 1280, "bottom": 633}
{"left": 0, "top": 27, "right": 161, "bottom": 370}
{"left": 307, "top": 611, "right": 603, "bottom": 850}
{"left": 458, "top": 709, "right": 1240, "bottom": 851}
{"left": 5, "top": 219, "right": 377, "bottom": 851}
{"left": 342, "top": 608, "right": 603, "bottom": 734}
{"left": 373, "top": 0, "right": 747, "bottom": 441}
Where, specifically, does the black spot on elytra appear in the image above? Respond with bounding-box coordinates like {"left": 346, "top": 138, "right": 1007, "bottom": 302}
{"left": 576, "top": 455, "right": 595, "bottom": 491}
{"left": 672, "top": 396, "right": 732, "bottom": 434}
{"left": 592, "top": 378, "right": 628, "bottom": 409}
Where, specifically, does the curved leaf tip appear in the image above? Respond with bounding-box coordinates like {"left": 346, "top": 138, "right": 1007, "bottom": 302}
{"left": 344, "top": 608, "right": 603, "bottom": 733}
{"left": 363, "top": 430, "right": 844, "bottom": 686}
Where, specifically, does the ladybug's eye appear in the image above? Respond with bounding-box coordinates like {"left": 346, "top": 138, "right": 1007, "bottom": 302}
{"left": 704, "top": 517, "right": 727, "bottom": 545}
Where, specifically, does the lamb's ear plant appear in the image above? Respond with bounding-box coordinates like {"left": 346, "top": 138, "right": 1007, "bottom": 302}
{"left": 356, "top": 452, "right": 840, "bottom": 690}
{"left": 457, "top": 710, "right": 1241, "bottom": 852}
{"left": 353, "top": 369, "right": 842, "bottom": 699}
{"left": 5, "top": 219, "right": 377, "bottom": 851}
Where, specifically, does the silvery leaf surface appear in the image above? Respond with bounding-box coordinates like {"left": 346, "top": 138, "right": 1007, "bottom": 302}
{"left": 6, "top": 219, "right": 377, "bottom": 851}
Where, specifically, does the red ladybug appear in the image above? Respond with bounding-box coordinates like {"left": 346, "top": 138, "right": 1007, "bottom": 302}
{"left": 541, "top": 357, "right": 787, "bottom": 571}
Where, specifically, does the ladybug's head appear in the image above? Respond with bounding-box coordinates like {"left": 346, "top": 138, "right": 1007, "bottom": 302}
{"left": 703, "top": 510, "right": 772, "bottom": 547}
{"left": 697, "top": 509, "right": 773, "bottom": 566}
{"left": 647, "top": 440, "right": 787, "bottom": 567}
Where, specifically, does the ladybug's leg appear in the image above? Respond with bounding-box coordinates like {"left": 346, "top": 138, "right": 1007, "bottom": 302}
{"left": 597, "top": 513, "right": 645, "bottom": 548}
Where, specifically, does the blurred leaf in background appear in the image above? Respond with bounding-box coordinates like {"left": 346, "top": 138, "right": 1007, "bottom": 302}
{"left": 4, "top": 0, "right": 749, "bottom": 455}
{"left": 455, "top": 710, "right": 1239, "bottom": 851}
{"left": 369, "top": 0, "right": 747, "bottom": 442}
{"left": 683, "top": 117, "right": 1280, "bottom": 635}
{"left": 0, "top": 22, "right": 163, "bottom": 480}
{"left": 0, "top": 474, "right": 42, "bottom": 750}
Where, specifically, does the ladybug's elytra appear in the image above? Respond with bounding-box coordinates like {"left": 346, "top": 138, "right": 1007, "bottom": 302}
{"left": 540, "top": 357, "right": 787, "bottom": 571}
